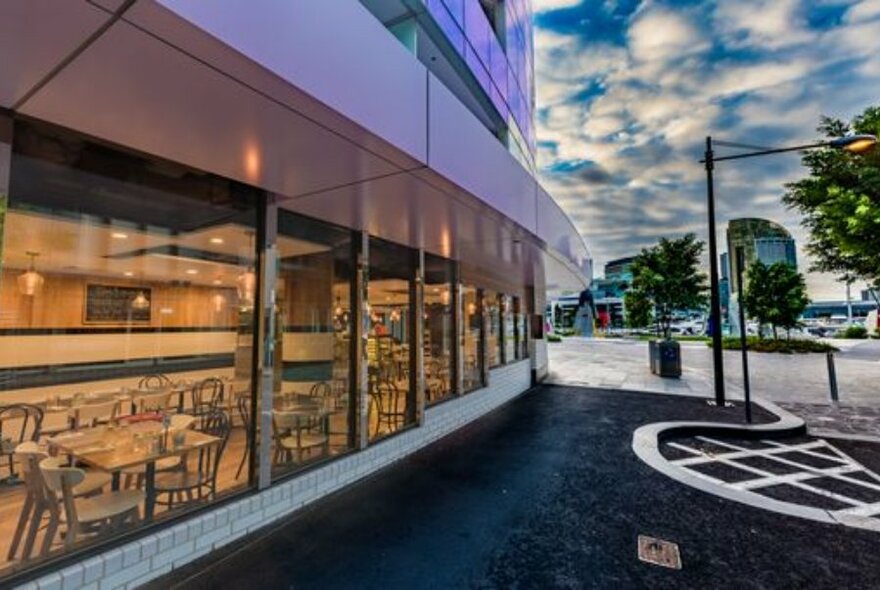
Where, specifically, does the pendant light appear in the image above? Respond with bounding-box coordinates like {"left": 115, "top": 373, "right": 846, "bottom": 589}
{"left": 17, "top": 252, "right": 45, "bottom": 296}
{"left": 131, "top": 291, "right": 150, "bottom": 310}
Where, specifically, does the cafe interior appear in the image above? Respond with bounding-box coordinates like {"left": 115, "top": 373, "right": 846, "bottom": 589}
{"left": 0, "top": 120, "right": 530, "bottom": 576}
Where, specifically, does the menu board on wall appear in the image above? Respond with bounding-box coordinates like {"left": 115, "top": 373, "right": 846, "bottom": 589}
{"left": 84, "top": 284, "right": 151, "bottom": 323}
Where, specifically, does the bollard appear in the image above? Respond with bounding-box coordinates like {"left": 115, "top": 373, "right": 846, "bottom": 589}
{"left": 827, "top": 351, "right": 839, "bottom": 402}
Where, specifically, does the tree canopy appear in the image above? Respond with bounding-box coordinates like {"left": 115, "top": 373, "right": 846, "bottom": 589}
{"left": 630, "top": 234, "right": 708, "bottom": 339}
{"left": 783, "top": 106, "right": 880, "bottom": 301}
{"left": 623, "top": 290, "right": 652, "bottom": 330}
{"left": 742, "top": 260, "right": 810, "bottom": 339}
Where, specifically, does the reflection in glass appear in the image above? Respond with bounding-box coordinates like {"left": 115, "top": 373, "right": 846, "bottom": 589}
{"left": 273, "top": 211, "right": 354, "bottom": 476}
{"left": 485, "top": 291, "right": 501, "bottom": 368}
{"left": 461, "top": 286, "right": 483, "bottom": 392}
{"left": 502, "top": 295, "right": 515, "bottom": 363}
{"left": 0, "top": 120, "right": 258, "bottom": 575}
{"left": 424, "top": 255, "right": 454, "bottom": 404}
{"left": 367, "top": 238, "right": 415, "bottom": 440}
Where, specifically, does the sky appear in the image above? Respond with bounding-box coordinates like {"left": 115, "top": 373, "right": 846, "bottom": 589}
{"left": 531, "top": 0, "right": 880, "bottom": 299}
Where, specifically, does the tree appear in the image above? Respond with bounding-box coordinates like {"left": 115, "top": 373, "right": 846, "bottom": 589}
{"left": 624, "top": 290, "right": 653, "bottom": 331}
{"left": 630, "top": 234, "right": 709, "bottom": 339}
{"left": 783, "top": 106, "right": 880, "bottom": 304}
{"left": 742, "top": 260, "right": 810, "bottom": 339}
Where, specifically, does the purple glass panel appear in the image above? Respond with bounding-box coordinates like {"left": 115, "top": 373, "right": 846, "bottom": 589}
{"left": 464, "top": 0, "right": 492, "bottom": 72}
{"left": 441, "top": 0, "right": 465, "bottom": 28}
{"left": 488, "top": 34, "right": 507, "bottom": 101}
{"left": 426, "top": 0, "right": 465, "bottom": 56}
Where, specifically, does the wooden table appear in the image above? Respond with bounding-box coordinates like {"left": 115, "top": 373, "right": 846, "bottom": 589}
{"left": 49, "top": 422, "right": 221, "bottom": 519}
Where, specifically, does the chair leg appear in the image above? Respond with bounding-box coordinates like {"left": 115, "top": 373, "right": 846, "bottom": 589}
{"left": 236, "top": 445, "right": 249, "bottom": 480}
{"left": 8, "top": 492, "right": 34, "bottom": 560}
{"left": 39, "top": 507, "right": 58, "bottom": 558}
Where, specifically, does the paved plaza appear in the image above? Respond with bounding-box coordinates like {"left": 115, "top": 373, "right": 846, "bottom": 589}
{"left": 548, "top": 336, "right": 880, "bottom": 406}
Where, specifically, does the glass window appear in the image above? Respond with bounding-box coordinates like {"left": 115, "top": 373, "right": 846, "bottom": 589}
{"left": 424, "top": 254, "right": 454, "bottom": 404}
{"left": 502, "top": 294, "right": 515, "bottom": 363}
{"left": 272, "top": 211, "right": 354, "bottom": 476}
{"left": 367, "top": 238, "right": 415, "bottom": 440}
{"left": 485, "top": 290, "right": 501, "bottom": 368}
{"left": 461, "top": 285, "right": 483, "bottom": 392}
{"left": 0, "top": 120, "right": 259, "bottom": 575}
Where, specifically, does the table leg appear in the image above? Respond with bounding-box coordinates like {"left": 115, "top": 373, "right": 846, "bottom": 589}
{"left": 111, "top": 471, "right": 120, "bottom": 491}
{"left": 145, "top": 461, "right": 156, "bottom": 520}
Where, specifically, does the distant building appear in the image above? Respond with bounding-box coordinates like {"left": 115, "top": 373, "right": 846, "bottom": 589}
{"left": 604, "top": 256, "right": 636, "bottom": 282}
{"left": 803, "top": 300, "right": 877, "bottom": 320}
{"left": 720, "top": 252, "right": 730, "bottom": 281}
{"left": 726, "top": 218, "right": 797, "bottom": 294}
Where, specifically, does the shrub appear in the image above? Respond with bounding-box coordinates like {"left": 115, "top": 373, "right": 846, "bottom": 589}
{"left": 547, "top": 334, "right": 563, "bottom": 343}
{"left": 840, "top": 325, "right": 869, "bottom": 339}
{"left": 709, "top": 336, "right": 837, "bottom": 354}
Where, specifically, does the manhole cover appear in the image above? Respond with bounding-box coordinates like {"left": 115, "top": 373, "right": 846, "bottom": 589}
{"left": 638, "top": 535, "right": 682, "bottom": 570}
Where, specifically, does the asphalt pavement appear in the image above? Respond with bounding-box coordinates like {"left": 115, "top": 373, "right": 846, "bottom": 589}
{"left": 150, "top": 385, "right": 880, "bottom": 590}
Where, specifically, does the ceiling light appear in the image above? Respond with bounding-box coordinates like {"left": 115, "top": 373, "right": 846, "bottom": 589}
{"left": 111, "top": 232, "right": 128, "bottom": 239}
{"left": 123, "top": 271, "right": 134, "bottom": 277}
{"left": 212, "top": 279, "right": 223, "bottom": 286}
{"left": 185, "top": 269, "right": 199, "bottom": 275}
{"left": 210, "top": 237, "right": 224, "bottom": 245}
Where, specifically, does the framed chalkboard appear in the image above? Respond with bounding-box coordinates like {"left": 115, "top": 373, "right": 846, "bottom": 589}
{"left": 84, "top": 284, "right": 151, "bottom": 323}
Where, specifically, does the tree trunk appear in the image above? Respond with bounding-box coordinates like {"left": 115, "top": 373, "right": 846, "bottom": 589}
{"left": 773, "top": 325, "right": 778, "bottom": 340}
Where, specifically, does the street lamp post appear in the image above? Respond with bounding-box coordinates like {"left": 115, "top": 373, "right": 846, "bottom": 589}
{"left": 700, "top": 133, "right": 876, "bottom": 411}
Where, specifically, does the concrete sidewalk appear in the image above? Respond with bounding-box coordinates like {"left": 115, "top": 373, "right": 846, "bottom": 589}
{"left": 149, "top": 386, "right": 880, "bottom": 589}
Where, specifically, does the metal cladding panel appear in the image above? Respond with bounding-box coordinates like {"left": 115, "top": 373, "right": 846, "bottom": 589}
{"left": 0, "top": 0, "right": 111, "bottom": 107}
{"left": 427, "top": 74, "right": 537, "bottom": 235}
{"left": 18, "top": 19, "right": 399, "bottom": 199}
{"left": 155, "top": 0, "right": 428, "bottom": 164}
{"left": 536, "top": 183, "right": 589, "bottom": 270}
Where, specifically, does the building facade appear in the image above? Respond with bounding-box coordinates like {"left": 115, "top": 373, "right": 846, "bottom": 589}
{"left": 726, "top": 218, "right": 797, "bottom": 294}
{"left": 0, "top": 2, "right": 589, "bottom": 588}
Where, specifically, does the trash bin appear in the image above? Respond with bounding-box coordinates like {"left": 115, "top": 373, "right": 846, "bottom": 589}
{"left": 649, "top": 340, "right": 681, "bottom": 378}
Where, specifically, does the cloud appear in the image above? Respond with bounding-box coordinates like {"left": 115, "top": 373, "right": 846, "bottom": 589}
{"left": 532, "top": 0, "right": 880, "bottom": 299}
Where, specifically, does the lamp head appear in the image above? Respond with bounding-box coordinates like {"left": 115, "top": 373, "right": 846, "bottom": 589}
{"left": 830, "top": 134, "right": 877, "bottom": 153}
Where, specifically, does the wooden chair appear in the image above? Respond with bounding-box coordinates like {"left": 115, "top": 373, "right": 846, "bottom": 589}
{"left": 138, "top": 373, "right": 172, "bottom": 390}
{"left": 39, "top": 457, "right": 143, "bottom": 550}
{"left": 190, "top": 378, "right": 225, "bottom": 417}
{"left": 272, "top": 410, "right": 329, "bottom": 465}
{"left": 154, "top": 409, "right": 230, "bottom": 509}
{"left": 8, "top": 442, "right": 112, "bottom": 561}
{"left": 0, "top": 404, "right": 43, "bottom": 481}
{"left": 39, "top": 408, "right": 72, "bottom": 439}
{"left": 235, "top": 395, "right": 251, "bottom": 480}
{"left": 133, "top": 390, "right": 171, "bottom": 414}
{"left": 72, "top": 400, "right": 119, "bottom": 430}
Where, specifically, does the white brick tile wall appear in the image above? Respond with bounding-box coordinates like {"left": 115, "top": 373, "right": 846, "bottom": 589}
{"left": 18, "top": 361, "right": 530, "bottom": 590}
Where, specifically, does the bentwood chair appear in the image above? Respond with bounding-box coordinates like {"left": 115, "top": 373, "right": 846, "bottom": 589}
{"left": 138, "top": 373, "right": 172, "bottom": 390}
{"left": 154, "top": 409, "right": 230, "bottom": 509}
{"left": 272, "top": 410, "right": 329, "bottom": 465}
{"left": 190, "top": 378, "right": 225, "bottom": 417}
{"left": 0, "top": 404, "right": 43, "bottom": 481}
{"left": 40, "top": 457, "right": 143, "bottom": 550}
{"left": 9, "top": 442, "right": 112, "bottom": 560}
{"left": 368, "top": 380, "right": 406, "bottom": 439}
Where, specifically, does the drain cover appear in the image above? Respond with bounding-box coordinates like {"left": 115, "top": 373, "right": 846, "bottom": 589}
{"left": 637, "top": 535, "right": 682, "bottom": 570}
